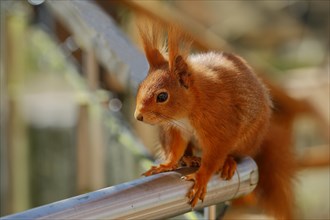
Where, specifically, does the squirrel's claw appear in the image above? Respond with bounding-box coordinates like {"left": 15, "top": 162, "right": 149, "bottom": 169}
{"left": 181, "top": 156, "right": 237, "bottom": 208}
{"left": 182, "top": 173, "right": 207, "bottom": 208}
{"left": 142, "top": 163, "right": 178, "bottom": 176}
{"left": 142, "top": 165, "right": 158, "bottom": 176}
{"left": 220, "top": 156, "right": 237, "bottom": 180}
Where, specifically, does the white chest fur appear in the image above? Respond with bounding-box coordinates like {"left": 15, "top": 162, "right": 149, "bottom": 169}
{"left": 176, "top": 118, "right": 195, "bottom": 141}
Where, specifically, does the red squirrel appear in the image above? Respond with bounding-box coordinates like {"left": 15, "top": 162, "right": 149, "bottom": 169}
{"left": 134, "top": 24, "right": 295, "bottom": 219}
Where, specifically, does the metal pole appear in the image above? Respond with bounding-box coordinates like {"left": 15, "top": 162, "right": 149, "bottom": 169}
{"left": 1, "top": 157, "right": 258, "bottom": 220}
{"left": 205, "top": 205, "right": 217, "bottom": 220}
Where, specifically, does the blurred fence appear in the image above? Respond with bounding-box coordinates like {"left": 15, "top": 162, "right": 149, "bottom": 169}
{"left": 1, "top": 0, "right": 150, "bottom": 215}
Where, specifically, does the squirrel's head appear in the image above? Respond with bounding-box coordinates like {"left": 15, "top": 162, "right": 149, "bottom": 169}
{"left": 134, "top": 49, "right": 193, "bottom": 125}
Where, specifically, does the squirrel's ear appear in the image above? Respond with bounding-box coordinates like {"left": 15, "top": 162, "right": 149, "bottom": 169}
{"left": 146, "top": 49, "right": 167, "bottom": 69}
{"left": 173, "top": 55, "right": 191, "bottom": 89}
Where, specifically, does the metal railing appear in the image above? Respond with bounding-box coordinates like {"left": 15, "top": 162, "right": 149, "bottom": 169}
{"left": 1, "top": 157, "right": 258, "bottom": 220}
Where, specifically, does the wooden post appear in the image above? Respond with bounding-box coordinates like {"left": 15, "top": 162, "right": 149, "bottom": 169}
{"left": 83, "top": 49, "right": 98, "bottom": 91}
{"left": 0, "top": 1, "right": 9, "bottom": 215}
{"left": 76, "top": 104, "right": 91, "bottom": 193}
{"left": 76, "top": 49, "right": 105, "bottom": 193}
{"left": 5, "top": 5, "right": 31, "bottom": 213}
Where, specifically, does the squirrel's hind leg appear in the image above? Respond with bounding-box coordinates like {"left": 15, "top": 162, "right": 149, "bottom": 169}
{"left": 180, "top": 155, "right": 201, "bottom": 167}
{"left": 219, "top": 156, "right": 237, "bottom": 180}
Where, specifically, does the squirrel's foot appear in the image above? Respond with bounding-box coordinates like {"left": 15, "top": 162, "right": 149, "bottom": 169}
{"left": 142, "top": 163, "right": 178, "bottom": 176}
{"left": 219, "top": 156, "right": 237, "bottom": 180}
{"left": 180, "top": 156, "right": 201, "bottom": 168}
{"left": 182, "top": 173, "right": 207, "bottom": 208}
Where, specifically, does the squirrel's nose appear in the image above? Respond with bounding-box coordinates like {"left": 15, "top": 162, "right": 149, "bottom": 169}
{"left": 134, "top": 110, "right": 144, "bottom": 121}
{"left": 136, "top": 114, "right": 143, "bottom": 121}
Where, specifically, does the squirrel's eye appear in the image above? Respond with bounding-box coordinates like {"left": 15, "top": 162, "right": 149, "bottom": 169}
{"left": 156, "top": 92, "right": 168, "bottom": 103}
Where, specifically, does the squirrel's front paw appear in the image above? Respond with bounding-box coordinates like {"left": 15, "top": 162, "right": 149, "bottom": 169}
{"left": 142, "top": 163, "right": 178, "bottom": 176}
{"left": 182, "top": 173, "right": 207, "bottom": 208}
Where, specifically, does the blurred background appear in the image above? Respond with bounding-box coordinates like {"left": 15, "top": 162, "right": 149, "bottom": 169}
{"left": 0, "top": 0, "right": 329, "bottom": 219}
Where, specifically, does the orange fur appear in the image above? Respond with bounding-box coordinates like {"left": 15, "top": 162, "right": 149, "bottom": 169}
{"left": 142, "top": 126, "right": 186, "bottom": 176}
{"left": 135, "top": 23, "right": 295, "bottom": 219}
{"left": 253, "top": 83, "right": 298, "bottom": 219}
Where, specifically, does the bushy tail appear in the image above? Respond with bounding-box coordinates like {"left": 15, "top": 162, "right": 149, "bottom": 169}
{"left": 254, "top": 115, "right": 297, "bottom": 219}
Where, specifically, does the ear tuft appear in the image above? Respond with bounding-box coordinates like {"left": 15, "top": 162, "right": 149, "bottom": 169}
{"left": 168, "top": 25, "right": 192, "bottom": 72}
{"left": 147, "top": 49, "right": 167, "bottom": 68}
{"left": 138, "top": 21, "right": 167, "bottom": 69}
